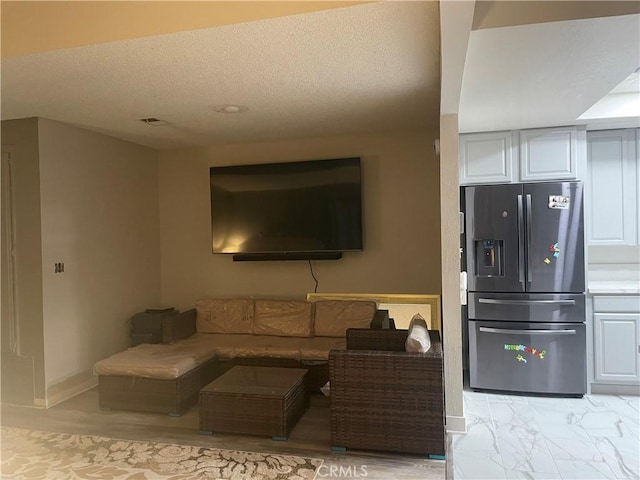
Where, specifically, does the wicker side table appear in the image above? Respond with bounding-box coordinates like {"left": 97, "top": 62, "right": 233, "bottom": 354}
{"left": 199, "top": 366, "right": 308, "bottom": 440}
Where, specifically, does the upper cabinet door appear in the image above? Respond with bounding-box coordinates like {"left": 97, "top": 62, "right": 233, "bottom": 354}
{"left": 519, "top": 126, "right": 581, "bottom": 182}
{"left": 586, "top": 129, "right": 638, "bottom": 246}
{"left": 459, "top": 131, "right": 518, "bottom": 185}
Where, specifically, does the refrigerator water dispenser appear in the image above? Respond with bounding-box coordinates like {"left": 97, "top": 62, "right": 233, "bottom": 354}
{"left": 475, "top": 239, "right": 504, "bottom": 277}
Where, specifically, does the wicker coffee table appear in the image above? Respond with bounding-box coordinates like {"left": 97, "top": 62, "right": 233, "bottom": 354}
{"left": 199, "top": 366, "right": 308, "bottom": 440}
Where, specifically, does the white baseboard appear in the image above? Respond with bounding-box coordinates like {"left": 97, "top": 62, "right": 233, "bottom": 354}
{"left": 590, "top": 383, "right": 640, "bottom": 396}
{"left": 446, "top": 415, "right": 466, "bottom": 433}
{"left": 44, "top": 377, "right": 97, "bottom": 409}
{"left": 2, "top": 398, "right": 47, "bottom": 409}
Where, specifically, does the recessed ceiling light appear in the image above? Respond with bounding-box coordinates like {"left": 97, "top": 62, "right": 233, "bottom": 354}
{"left": 213, "top": 104, "right": 248, "bottom": 114}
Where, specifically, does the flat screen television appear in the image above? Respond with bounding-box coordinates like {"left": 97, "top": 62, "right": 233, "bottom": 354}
{"left": 209, "top": 157, "right": 363, "bottom": 260}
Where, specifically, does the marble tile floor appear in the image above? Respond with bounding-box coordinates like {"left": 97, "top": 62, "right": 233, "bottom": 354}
{"left": 451, "top": 389, "right": 640, "bottom": 480}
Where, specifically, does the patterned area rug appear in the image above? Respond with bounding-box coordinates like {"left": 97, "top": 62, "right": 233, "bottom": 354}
{"left": 0, "top": 427, "right": 323, "bottom": 479}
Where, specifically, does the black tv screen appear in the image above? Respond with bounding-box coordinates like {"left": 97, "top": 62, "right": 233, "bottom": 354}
{"left": 209, "top": 157, "right": 363, "bottom": 257}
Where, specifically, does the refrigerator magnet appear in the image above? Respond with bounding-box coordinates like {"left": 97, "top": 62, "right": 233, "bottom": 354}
{"left": 548, "top": 195, "right": 570, "bottom": 209}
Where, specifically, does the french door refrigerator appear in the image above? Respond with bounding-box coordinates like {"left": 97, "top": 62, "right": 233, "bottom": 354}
{"left": 464, "top": 181, "right": 586, "bottom": 396}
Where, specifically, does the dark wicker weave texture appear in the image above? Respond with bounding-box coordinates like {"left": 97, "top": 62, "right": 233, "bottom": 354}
{"left": 346, "top": 328, "right": 409, "bottom": 351}
{"left": 199, "top": 367, "right": 308, "bottom": 438}
{"left": 162, "top": 309, "right": 197, "bottom": 344}
{"left": 98, "top": 357, "right": 217, "bottom": 416}
{"left": 329, "top": 329, "right": 445, "bottom": 456}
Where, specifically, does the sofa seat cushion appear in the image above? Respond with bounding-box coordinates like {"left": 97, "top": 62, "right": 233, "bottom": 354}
{"left": 196, "top": 298, "right": 254, "bottom": 334}
{"left": 206, "top": 334, "right": 345, "bottom": 361}
{"left": 298, "top": 337, "right": 347, "bottom": 360}
{"left": 93, "top": 334, "right": 217, "bottom": 380}
{"left": 207, "top": 334, "right": 302, "bottom": 360}
{"left": 314, "top": 300, "right": 377, "bottom": 337}
{"left": 252, "top": 300, "right": 312, "bottom": 337}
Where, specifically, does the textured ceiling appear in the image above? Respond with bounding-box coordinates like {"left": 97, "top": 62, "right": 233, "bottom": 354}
{"left": 459, "top": 13, "right": 640, "bottom": 133}
{"left": 2, "top": 1, "right": 638, "bottom": 150}
{"left": 0, "top": 1, "right": 373, "bottom": 58}
{"left": 1, "top": 2, "right": 441, "bottom": 150}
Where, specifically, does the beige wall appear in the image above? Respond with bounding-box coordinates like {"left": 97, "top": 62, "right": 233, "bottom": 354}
{"left": 1, "top": 118, "right": 46, "bottom": 403}
{"left": 36, "top": 119, "right": 161, "bottom": 403}
{"left": 158, "top": 130, "right": 441, "bottom": 309}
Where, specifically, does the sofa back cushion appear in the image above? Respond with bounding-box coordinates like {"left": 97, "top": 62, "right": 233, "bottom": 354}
{"left": 196, "top": 298, "right": 254, "bottom": 334}
{"left": 314, "top": 300, "right": 377, "bottom": 337}
{"left": 252, "top": 300, "right": 313, "bottom": 337}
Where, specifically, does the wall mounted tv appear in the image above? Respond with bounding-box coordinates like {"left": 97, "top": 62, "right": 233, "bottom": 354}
{"left": 209, "top": 157, "right": 363, "bottom": 261}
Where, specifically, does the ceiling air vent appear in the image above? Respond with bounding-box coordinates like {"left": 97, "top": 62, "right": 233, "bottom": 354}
{"left": 138, "top": 117, "right": 169, "bottom": 126}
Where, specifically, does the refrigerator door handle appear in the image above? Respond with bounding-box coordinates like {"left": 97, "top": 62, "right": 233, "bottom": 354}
{"left": 526, "top": 194, "right": 533, "bottom": 284}
{"left": 478, "top": 298, "right": 576, "bottom": 305}
{"left": 479, "top": 327, "right": 577, "bottom": 335}
{"left": 517, "top": 194, "right": 525, "bottom": 286}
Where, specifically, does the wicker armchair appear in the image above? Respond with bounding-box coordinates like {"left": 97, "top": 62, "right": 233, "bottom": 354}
{"left": 328, "top": 328, "right": 445, "bottom": 457}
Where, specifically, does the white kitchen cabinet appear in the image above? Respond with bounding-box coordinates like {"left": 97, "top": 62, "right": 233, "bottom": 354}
{"left": 593, "top": 295, "right": 640, "bottom": 385}
{"left": 459, "top": 131, "right": 517, "bottom": 185}
{"left": 519, "top": 126, "right": 582, "bottom": 181}
{"left": 586, "top": 129, "right": 638, "bottom": 246}
{"left": 459, "top": 126, "right": 584, "bottom": 185}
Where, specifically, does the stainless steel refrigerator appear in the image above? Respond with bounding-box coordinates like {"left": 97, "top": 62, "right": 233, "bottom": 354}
{"left": 464, "top": 181, "right": 586, "bottom": 396}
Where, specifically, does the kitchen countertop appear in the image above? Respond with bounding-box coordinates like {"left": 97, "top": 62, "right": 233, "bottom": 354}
{"left": 588, "top": 281, "right": 640, "bottom": 295}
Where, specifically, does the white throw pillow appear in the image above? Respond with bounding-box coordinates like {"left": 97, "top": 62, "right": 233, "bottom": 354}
{"left": 405, "top": 313, "right": 431, "bottom": 353}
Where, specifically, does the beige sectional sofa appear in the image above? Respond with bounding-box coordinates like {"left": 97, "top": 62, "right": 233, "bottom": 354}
{"left": 94, "top": 297, "right": 388, "bottom": 415}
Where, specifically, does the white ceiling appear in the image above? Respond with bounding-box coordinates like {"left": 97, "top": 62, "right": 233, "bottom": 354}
{"left": 1, "top": 2, "right": 441, "bottom": 150}
{"left": 459, "top": 13, "right": 640, "bottom": 133}
{"left": 1, "top": 2, "right": 639, "bottom": 150}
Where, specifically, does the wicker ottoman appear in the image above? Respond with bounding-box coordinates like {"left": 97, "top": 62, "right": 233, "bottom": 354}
{"left": 199, "top": 366, "right": 308, "bottom": 440}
